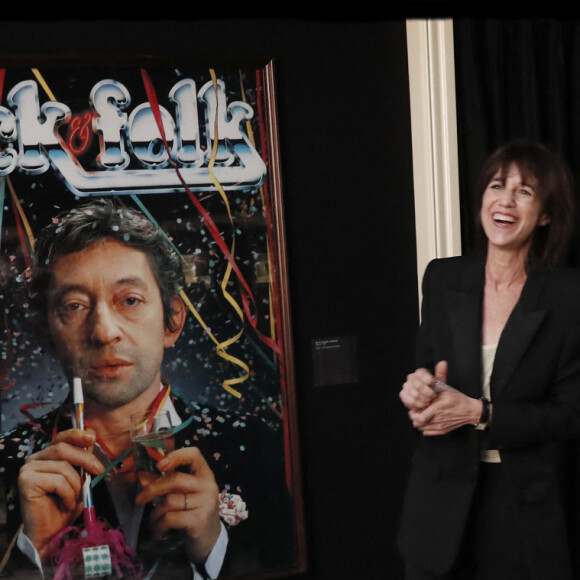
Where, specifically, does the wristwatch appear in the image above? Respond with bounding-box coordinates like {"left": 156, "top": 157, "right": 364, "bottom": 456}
{"left": 474, "top": 397, "right": 490, "bottom": 431}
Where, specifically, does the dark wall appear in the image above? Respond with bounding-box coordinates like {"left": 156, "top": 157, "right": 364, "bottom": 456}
{"left": 0, "top": 19, "right": 419, "bottom": 579}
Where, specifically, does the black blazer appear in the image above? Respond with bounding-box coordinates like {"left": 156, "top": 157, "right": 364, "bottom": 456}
{"left": 398, "top": 256, "right": 580, "bottom": 579}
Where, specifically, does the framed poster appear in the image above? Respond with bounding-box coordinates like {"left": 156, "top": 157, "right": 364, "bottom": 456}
{"left": 0, "top": 60, "right": 305, "bottom": 579}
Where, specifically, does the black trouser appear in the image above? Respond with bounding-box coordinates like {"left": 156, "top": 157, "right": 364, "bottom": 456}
{"left": 405, "top": 462, "right": 527, "bottom": 580}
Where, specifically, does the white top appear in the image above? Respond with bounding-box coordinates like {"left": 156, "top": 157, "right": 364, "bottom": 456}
{"left": 481, "top": 343, "right": 501, "bottom": 463}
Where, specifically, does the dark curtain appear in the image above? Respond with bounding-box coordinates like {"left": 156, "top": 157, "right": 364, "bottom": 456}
{"left": 453, "top": 19, "right": 580, "bottom": 266}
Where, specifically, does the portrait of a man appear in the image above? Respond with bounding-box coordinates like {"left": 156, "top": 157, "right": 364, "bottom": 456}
{"left": 0, "top": 64, "right": 303, "bottom": 580}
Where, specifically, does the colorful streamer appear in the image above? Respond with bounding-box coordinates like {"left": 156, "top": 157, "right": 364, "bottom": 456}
{"left": 253, "top": 68, "right": 293, "bottom": 486}
{"left": 128, "top": 194, "right": 249, "bottom": 399}
{"left": 238, "top": 70, "right": 279, "bottom": 356}
{"left": 140, "top": 67, "right": 283, "bottom": 399}
{"left": 0, "top": 69, "right": 5, "bottom": 103}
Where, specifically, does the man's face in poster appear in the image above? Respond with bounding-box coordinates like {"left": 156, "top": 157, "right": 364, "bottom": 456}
{"left": 45, "top": 238, "right": 183, "bottom": 408}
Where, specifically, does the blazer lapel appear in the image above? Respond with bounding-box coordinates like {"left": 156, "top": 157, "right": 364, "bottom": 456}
{"left": 491, "top": 271, "right": 548, "bottom": 398}
{"left": 446, "top": 260, "right": 485, "bottom": 399}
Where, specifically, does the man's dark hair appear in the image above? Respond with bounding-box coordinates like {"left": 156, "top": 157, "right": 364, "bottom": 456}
{"left": 28, "top": 199, "right": 185, "bottom": 343}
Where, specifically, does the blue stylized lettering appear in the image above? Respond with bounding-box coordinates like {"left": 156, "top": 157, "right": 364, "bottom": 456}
{"left": 0, "top": 76, "right": 267, "bottom": 195}
{"left": 7, "top": 80, "right": 70, "bottom": 174}
{"left": 91, "top": 80, "right": 131, "bottom": 170}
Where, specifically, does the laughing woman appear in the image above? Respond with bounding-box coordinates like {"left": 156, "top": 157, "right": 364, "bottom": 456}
{"left": 398, "top": 141, "right": 580, "bottom": 580}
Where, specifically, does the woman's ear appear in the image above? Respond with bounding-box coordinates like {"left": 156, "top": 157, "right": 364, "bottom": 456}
{"left": 164, "top": 295, "right": 187, "bottom": 348}
{"left": 539, "top": 213, "right": 551, "bottom": 227}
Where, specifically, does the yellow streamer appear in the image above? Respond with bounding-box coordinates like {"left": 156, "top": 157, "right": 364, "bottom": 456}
{"left": 31, "top": 68, "right": 57, "bottom": 102}
{"left": 179, "top": 289, "right": 248, "bottom": 399}
{"left": 204, "top": 68, "right": 252, "bottom": 398}
{"left": 238, "top": 70, "right": 256, "bottom": 150}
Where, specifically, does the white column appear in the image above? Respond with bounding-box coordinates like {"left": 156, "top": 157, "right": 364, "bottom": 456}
{"left": 406, "top": 19, "right": 462, "bottom": 304}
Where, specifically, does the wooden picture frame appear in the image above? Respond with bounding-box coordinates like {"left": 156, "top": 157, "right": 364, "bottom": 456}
{"left": 0, "top": 59, "right": 306, "bottom": 579}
